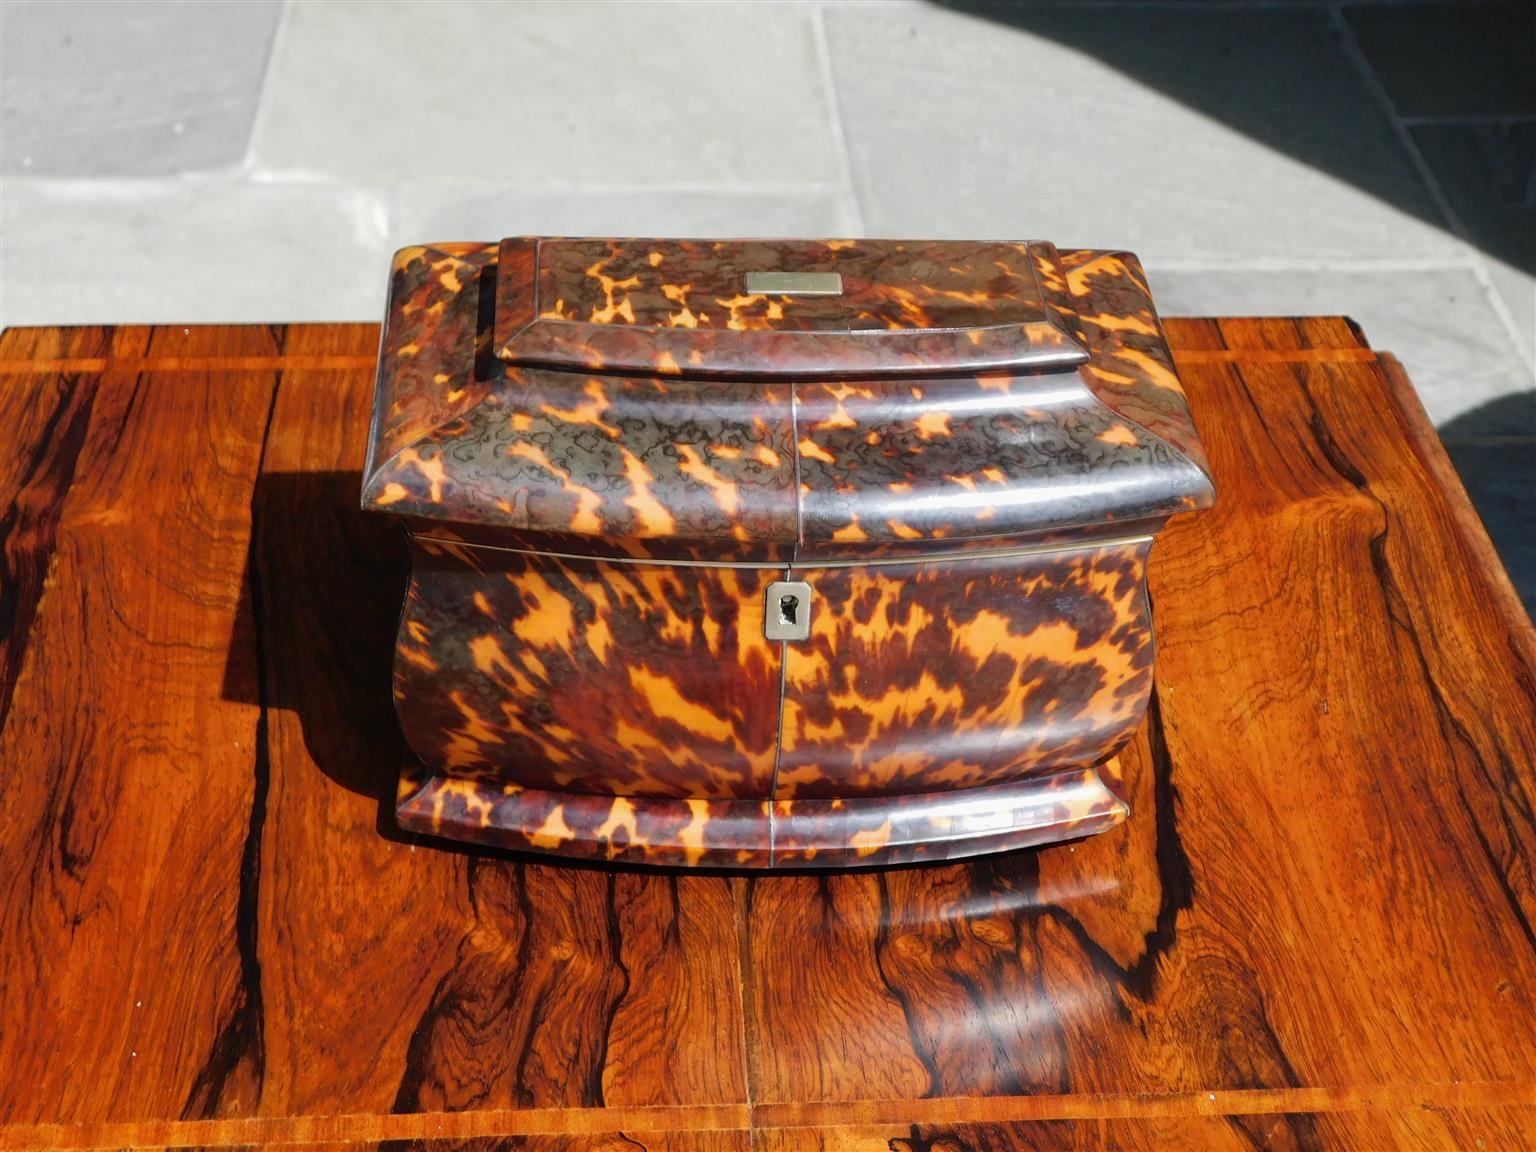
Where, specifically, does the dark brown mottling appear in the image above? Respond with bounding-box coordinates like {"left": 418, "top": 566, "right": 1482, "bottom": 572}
{"left": 363, "top": 237, "right": 1214, "bottom": 866}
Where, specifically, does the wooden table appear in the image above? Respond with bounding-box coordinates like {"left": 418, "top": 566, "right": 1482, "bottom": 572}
{"left": 0, "top": 319, "right": 1532, "bottom": 1151}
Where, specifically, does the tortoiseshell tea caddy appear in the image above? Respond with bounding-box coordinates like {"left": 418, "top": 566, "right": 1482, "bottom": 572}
{"left": 361, "top": 237, "right": 1214, "bottom": 869}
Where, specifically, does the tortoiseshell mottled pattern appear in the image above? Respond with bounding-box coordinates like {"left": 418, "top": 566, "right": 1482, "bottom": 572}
{"left": 795, "top": 372, "right": 1210, "bottom": 555}
{"left": 362, "top": 236, "right": 1215, "bottom": 867}
{"left": 365, "top": 243, "right": 499, "bottom": 473}
{"left": 363, "top": 237, "right": 1213, "bottom": 558}
{"left": 367, "top": 359, "right": 1205, "bottom": 562}
{"left": 388, "top": 538, "right": 1149, "bottom": 865}
{"left": 493, "top": 237, "right": 1087, "bottom": 379}
{"left": 1037, "top": 247, "right": 1212, "bottom": 474}
{"left": 395, "top": 757, "right": 1128, "bottom": 869}
{"left": 394, "top": 540, "right": 781, "bottom": 799}
{"left": 767, "top": 762, "right": 1128, "bottom": 868}
{"left": 528, "top": 237, "right": 1056, "bottom": 331}
{"left": 779, "top": 542, "right": 1153, "bottom": 798}
{"left": 366, "top": 364, "right": 797, "bottom": 562}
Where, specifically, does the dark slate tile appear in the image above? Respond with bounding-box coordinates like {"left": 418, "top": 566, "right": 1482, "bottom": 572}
{"left": 1443, "top": 437, "right": 1536, "bottom": 616}
{"left": 1414, "top": 120, "right": 1536, "bottom": 361}
{"left": 1414, "top": 121, "right": 1535, "bottom": 264}
{"left": 1344, "top": 3, "right": 1535, "bottom": 119}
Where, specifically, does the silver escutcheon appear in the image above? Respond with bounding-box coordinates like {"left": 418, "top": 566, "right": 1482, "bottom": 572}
{"left": 744, "top": 271, "right": 843, "bottom": 297}
{"left": 764, "top": 580, "right": 813, "bottom": 641}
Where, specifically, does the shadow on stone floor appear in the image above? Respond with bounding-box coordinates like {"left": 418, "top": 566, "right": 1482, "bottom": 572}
{"left": 935, "top": 0, "right": 1535, "bottom": 278}
{"left": 1439, "top": 391, "right": 1536, "bottom": 617}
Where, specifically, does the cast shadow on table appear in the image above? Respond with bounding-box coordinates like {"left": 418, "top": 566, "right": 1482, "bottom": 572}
{"left": 215, "top": 468, "right": 728, "bottom": 872}
{"left": 220, "top": 469, "right": 410, "bottom": 838}
{"left": 217, "top": 469, "right": 1130, "bottom": 880}
{"left": 217, "top": 468, "right": 642, "bottom": 873}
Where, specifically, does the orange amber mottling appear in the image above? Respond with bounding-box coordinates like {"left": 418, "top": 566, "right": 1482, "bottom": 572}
{"left": 365, "top": 237, "right": 1214, "bottom": 866}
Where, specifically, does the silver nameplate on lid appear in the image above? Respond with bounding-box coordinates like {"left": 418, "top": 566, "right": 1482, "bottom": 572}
{"left": 745, "top": 271, "right": 843, "bottom": 296}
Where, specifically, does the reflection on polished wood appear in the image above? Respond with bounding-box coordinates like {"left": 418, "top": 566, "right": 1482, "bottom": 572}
{"left": 0, "top": 319, "right": 1531, "bottom": 1150}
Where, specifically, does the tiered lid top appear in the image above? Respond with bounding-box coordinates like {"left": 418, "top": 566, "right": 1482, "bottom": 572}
{"left": 493, "top": 237, "right": 1087, "bottom": 378}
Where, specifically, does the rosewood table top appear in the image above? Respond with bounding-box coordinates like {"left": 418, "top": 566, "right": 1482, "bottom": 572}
{"left": 0, "top": 318, "right": 1531, "bottom": 1151}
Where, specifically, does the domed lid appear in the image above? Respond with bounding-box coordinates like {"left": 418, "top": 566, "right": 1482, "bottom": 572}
{"left": 362, "top": 238, "right": 1214, "bottom": 563}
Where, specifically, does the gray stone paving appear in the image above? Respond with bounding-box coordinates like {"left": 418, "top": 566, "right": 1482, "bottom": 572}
{"left": 1, "top": 0, "right": 1530, "bottom": 606}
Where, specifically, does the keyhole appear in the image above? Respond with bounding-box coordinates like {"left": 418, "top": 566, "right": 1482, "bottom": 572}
{"left": 765, "top": 580, "right": 811, "bottom": 641}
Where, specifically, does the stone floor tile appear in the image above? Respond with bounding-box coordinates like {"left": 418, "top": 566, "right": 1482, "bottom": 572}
{"left": 1344, "top": 3, "right": 1535, "bottom": 119}
{"left": 251, "top": 0, "right": 841, "bottom": 188}
{"left": 393, "top": 183, "right": 859, "bottom": 246}
{"left": 1412, "top": 121, "right": 1536, "bottom": 362}
{"left": 1, "top": 0, "right": 282, "bottom": 176}
{"left": 825, "top": 2, "right": 1462, "bottom": 264}
{"left": 0, "top": 179, "right": 394, "bottom": 327}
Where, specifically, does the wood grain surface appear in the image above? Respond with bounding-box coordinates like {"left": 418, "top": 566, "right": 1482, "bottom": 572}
{"left": 0, "top": 319, "right": 1532, "bottom": 1151}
